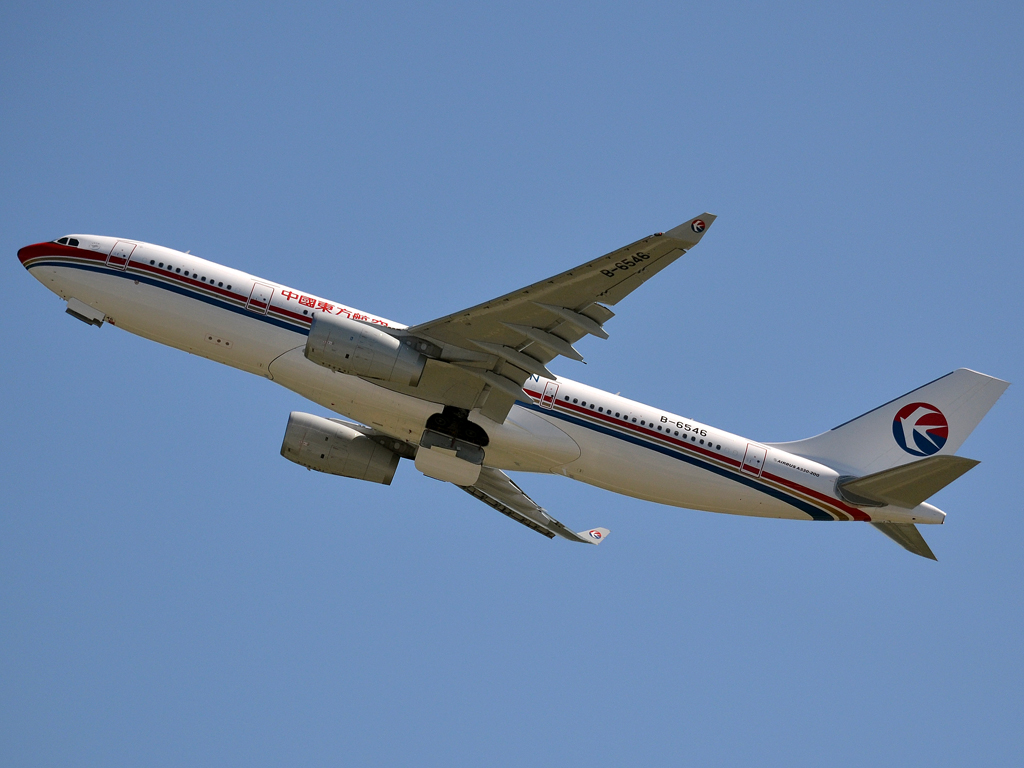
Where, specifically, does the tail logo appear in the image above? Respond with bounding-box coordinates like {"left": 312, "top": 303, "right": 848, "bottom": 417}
{"left": 892, "top": 402, "right": 949, "bottom": 456}
{"left": 691, "top": 219, "right": 706, "bottom": 233}
{"left": 588, "top": 529, "right": 603, "bottom": 540}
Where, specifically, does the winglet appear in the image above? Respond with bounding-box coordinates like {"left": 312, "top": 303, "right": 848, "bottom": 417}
{"left": 577, "top": 527, "right": 610, "bottom": 545}
{"left": 664, "top": 213, "right": 716, "bottom": 248}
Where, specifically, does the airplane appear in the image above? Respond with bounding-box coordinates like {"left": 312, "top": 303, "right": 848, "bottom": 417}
{"left": 17, "top": 214, "right": 1009, "bottom": 559}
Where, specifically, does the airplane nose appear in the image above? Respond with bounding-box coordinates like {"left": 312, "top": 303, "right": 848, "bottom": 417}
{"left": 18, "top": 242, "right": 52, "bottom": 269}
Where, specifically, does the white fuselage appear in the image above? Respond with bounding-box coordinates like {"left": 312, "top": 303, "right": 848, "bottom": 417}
{"left": 20, "top": 234, "right": 944, "bottom": 526}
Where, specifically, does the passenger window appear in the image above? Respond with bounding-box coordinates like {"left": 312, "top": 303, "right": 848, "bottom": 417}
{"left": 218, "top": 282, "right": 223, "bottom": 287}
{"left": 150, "top": 260, "right": 155, "bottom": 265}
{"left": 201, "top": 276, "right": 207, "bottom": 282}
{"left": 226, "top": 285, "right": 232, "bottom": 290}
{"left": 615, "top": 412, "right": 620, "bottom": 418}
{"left": 176, "top": 268, "right": 181, "bottom": 273}
{"left": 589, "top": 404, "right": 594, "bottom": 409}
{"left": 631, "top": 418, "right": 636, "bottom": 423}
{"left": 573, "top": 399, "right": 578, "bottom": 403}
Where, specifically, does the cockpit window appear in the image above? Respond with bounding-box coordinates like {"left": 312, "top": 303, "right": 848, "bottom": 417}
{"left": 56, "top": 237, "right": 68, "bottom": 244}
{"left": 68, "top": 238, "right": 79, "bottom": 246}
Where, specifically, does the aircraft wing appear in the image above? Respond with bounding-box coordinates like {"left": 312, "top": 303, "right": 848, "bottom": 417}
{"left": 461, "top": 467, "right": 609, "bottom": 544}
{"left": 387, "top": 213, "right": 716, "bottom": 422}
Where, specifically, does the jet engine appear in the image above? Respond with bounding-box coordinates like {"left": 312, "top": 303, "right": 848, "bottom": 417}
{"left": 304, "top": 314, "right": 426, "bottom": 386}
{"left": 280, "top": 411, "right": 400, "bottom": 484}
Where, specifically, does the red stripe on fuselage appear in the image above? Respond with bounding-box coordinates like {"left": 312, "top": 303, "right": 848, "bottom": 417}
{"left": 526, "top": 387, "right": 742, "bottom": 467}
{"left": 18, "top": 242, "right": 100, "bottom": 265}
{"left": 759, "top": 470, "right": 871, "bottom": 521}
{"left": 130, "top": 260, "right": 245, "bottom": 303}
{"left": 525, "top": 387, "right": 872, "bottom": 521}
{"left": 19, "top": 243, "right": 314, "bottom": 328}
{"left": 20, "top": 244, "right": 383, "bottom": 333}
{"left": 18, "top": 246, "right": 871, "bottom": 521}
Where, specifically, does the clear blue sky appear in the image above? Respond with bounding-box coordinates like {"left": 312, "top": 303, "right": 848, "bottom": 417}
{"left": 2, "top": 2, "right": 1022, "bottom": 765}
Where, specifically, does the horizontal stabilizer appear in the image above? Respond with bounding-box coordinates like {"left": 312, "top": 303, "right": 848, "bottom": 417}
{"left": 838, "top": 455, "right": 979, "bottom": 508}
{"left": 871, "top": 522, "right": 937, "bottom": 560}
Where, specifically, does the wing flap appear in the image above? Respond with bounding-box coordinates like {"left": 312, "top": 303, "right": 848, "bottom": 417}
{"left": 461, "top": 467, "right": 609, "bottom": 544}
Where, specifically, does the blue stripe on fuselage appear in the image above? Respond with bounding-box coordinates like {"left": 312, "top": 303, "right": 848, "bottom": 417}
{"left": 28, "top": 259, "right": 311, "bottom": 335}
{"left": 34, "top": 257, "right": 832, "bottom": 520}
{"left": 517, "top": 400, "right": 834, "bottom": 521}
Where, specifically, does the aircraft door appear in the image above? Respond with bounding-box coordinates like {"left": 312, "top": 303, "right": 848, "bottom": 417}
{"left": 106, "top": 240, "right": 136, "bottom": 270}
{"left": 540, "top": 380, "right": 559, "bottom": 408}
{"left": 742, "top": 443, "right": 767, "bottom": 476}
{"left": 246, "top": 282, "right": 275, "bottom": 315}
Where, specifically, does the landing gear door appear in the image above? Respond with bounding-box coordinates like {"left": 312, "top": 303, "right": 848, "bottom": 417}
{"left": 106, "top": 240, "right": 136, "bottom": 270}
{"left": 246, "top": 282, "right": 275, "bottom": 315}
{"left": 540, "top": 380, "right": 559, "bottom": 408}
{"left": 742, "top": 443, "right": 767, "bottom": 476}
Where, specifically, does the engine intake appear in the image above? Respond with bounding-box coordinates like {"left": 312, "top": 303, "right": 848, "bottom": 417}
{"left": 304, "top": 314, "right": 426, "bottom": 386}
{"left": 280, "top": 411, "right": 400, "bottom": 485}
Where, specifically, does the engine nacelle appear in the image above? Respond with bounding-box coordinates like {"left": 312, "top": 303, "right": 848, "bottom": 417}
{"left": 280, "top": 411, "right": 400, "bottom": 485}
{"left": 304, "top": 314, "right": 426, "bottom": 386}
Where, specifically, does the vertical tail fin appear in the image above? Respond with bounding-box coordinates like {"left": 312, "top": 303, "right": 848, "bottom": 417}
{"left": 769, "top": 369, "right": 1008, "bottom": 475}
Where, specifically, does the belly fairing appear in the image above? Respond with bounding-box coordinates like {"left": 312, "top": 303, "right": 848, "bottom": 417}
{"left": 268, "top": 347, "right": 581, "bottom": 473}
{"left": 472, "top": 406, "right": 581, "bottom": 472}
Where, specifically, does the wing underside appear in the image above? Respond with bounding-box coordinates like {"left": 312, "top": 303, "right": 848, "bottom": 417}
{"left": 461, "top": 467, "right": 608, "bottom": 544}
